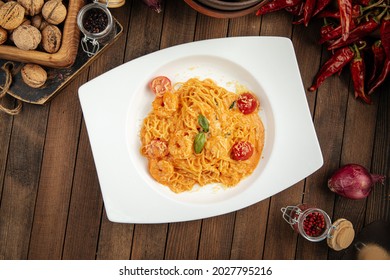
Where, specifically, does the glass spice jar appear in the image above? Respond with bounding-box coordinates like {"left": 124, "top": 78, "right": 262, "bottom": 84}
{"left": 282, "top": 204, "right": 332, "bottom": 242}
{"left": 281, "top": 204, "right": 355, "bottom": 250}
{"left": 77, "top": 0, "right": 115, "bottom": 56}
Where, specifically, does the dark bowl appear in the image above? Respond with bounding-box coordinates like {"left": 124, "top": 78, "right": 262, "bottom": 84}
{"left": 184, "top": 0, "right": 268, "bottom": 18}
{"left": 197, "top": 0, "right": 263, "bottom": 11}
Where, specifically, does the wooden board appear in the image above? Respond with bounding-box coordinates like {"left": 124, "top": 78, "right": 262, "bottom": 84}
{"left": 0, "top": 20, "right": 123, "bottom": 105}
{"left": 0, "top": 0, "right": 84, "bottom": 68}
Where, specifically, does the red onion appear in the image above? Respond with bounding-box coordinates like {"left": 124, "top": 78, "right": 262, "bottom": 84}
{"left": 328, "top": 164, "right": 386, "bottom": 200}
{"left": 141, "top": 0, "right": 163, "bottom": 13}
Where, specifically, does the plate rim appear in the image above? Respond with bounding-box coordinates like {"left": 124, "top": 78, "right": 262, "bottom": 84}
{"left": 78, "top": 36, "right": 323, "bottom": 223}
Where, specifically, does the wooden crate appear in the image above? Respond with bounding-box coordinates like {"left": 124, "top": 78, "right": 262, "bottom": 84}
{"left": 0, "top": 0, "right": 85, "bottom": 68}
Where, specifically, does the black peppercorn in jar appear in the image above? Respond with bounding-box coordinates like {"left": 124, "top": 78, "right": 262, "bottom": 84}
{"left": 77, "top": 0, "right": 115, "bottom": 56}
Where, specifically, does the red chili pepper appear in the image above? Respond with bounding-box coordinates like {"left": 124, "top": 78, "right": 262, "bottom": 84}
{"left": 354, "top": 0, "right": 373, "bottom": 6}
{"left": 380, "top": 18, "right": 390, "bottom": 58}
{"left": 338, "top": 0, "right": 353, "bottom": 41}
{"left": 367, "top": 15, "right": 390, "bottom": 94}
{"left": 316, "top": 5, "right": 361, "bottom": 19}
{"left": 285, "top": 2, "right": 304, "bottom": 15}
{"left": 368, "top": 40, "right": 385, "bottom": 86}
{"left": 320, "top": 22, "right": 335, "bottom": 37}
{"left": 368, "top": 58, "right": 390, "bottom": 94}
{"left": 303, "top": 0, "right": 317, "bottom": 26}
{"left": 328, "top": 17, "right": 379, "bottom": 50}
{"left": 256, "top": 0, "right": 302, "bottom": 16}
{"left": 318, "top": 20, "right": 356, "bottom": 44}
{"left": 309, "top": 46, "right": 355, "bottom": 91}
{"left": 350, "top": 45, "right": 371, "bottom": 104}
{"left": 312, "top": 0, "right": 333, "bottom": 17}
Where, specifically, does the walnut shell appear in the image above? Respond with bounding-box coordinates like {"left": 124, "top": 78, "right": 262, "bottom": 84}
{"left": 41, "top": 0, "right": 67, "bottom": 25}
{"left": 0, "top": 26, "right": 7, "bottom": 44}
{"left": 41, "top": 24, "right": 61, "bottom": 53}
{"left": 31, "top": 14, "right": 49, "bottom": 31}
{"left": 0, "top": 1, "right": 25, "bottom": 30}
{"left": 21, "top": 63, "right": 47, "bottom": 88}
{"left": 17, "top": 0, "right": 44, "bottom": 16}
{"left": 13, "top": 25, "right": 41, "bottom": 50}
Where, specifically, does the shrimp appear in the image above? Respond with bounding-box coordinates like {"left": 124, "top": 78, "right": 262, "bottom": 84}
{"left": 168, "top": 131, "right": 193, "bottom": 159}
{"left": 163, "top": 91, "right": 178, "bottom": 111}
{"left": 205, "top": 135, "right": 228, "bottom": 158}
{"left": 151, "top": 92, "right": 178, "bottom": 117}
{"left": 143, "top": 139, "right": 169, "bottom": 159}
{"left": 149, "top": 159, "right": 174, "bottom": 183}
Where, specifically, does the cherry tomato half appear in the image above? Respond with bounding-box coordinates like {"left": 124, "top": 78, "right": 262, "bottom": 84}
{"left": 231, "top": 141, "right": 254, "bottom": 161}
{"left": 149, "top": 76, "right": 172, "bottom": 97}
{"left": 236, "top": 93, "right": 258, "bottom": 114}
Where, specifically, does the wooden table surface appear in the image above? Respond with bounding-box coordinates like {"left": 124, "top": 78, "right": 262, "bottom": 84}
{"left": 0, "top": 0, "right": 389, "bottom": 260}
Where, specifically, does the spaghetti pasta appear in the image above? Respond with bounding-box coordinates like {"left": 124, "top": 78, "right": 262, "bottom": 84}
{"left": 140, "top": 77, "right": 265, "bottom": 193}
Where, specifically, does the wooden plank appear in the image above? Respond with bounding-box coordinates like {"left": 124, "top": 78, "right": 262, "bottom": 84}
{"left": 365, "top": 82, "right": 390, "bottom": 223}
{"left": 291, "top": 21, "right": 323, "bottom": 112}
{"left": 256, "top": 11, "right": 304, "bottom": 260}
{"left": 164, "top": 221, "right": 202, "bottom": 259}
{"left": 295, "top": 50, "right": 350, "bottom": 259}
{"left": 96, "top": 210, "right": 133, "bottom": 260}
{"left": 61, "top": 120, "right": 103, "bottom": 260}
{"left": 62, "top": 0, "right": 133, "bottom": 260}
{"left": 131, "top": 224, "right": 168, "bottom": 259}
{"left": 122, "top": 0, "right": 168, "bottom": 261}
{"left": 128, "top": 0, "right": 198, "bottom": 260}
{"left": 230, "top": 202, "right": 269, "bottom": 259}
{"left": 27, "top": 73, "right": 87, "bottom": 260}
{"left": 226, "top": 13, "right": 268, "bottom": 260}
{"left": 124, "top": 0, "right": 165, "bottom": 62}
{"left": 329, "top": 88, "right": 378, "bottom": 259}
{"left": 157, "top": 0, "right": 200, "bottom": 261}
{"left": 0, "top": 103, "right": 49, "bottom": 259}
{"left": 94, "top": 3, "right": 135, "bottom": 260}
{"left": 160, "top": 0, "right": 197, "bottom": 47}
{"left": 0, "top": 97, "right": 14, "bottom": 201}
{"left": 198, "top": 213, "right": 236, "bottom": 259}
{"left": 228, "top": 12, "right": 261, "bottom": 37}
{"left": 263, "top": 184, "right": 304, "bottom": 260}
{"left": 194, "top": 14, "right": 229, "bottom": 40}
{"left": 193, "top": 13, "right": 233, "bottom": 261}
{"left": 264, "top": 16, "right": 324, "bottom": 261}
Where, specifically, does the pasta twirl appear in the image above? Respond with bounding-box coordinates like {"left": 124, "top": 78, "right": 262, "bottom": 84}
{"left": 140, "top": 78, "right": 265, "bottom": 193}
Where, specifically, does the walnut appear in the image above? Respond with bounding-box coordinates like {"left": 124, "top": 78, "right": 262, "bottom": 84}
{"left": 21, "top": 63, "right": 47, "bottom": 88}
{"left": 0, "top": 1, "right": 25, "bottom": 30}
{"left": 41, "top": 0, "right": 67, "bottom": 25}
{"left": 0, "top": 26, "right": 7, "bottom": 44}
{"left": 31, "top": 14, "right": 49, "bottom": 31}
{"left": 41, "top": 24, "right": 61, "bottom": 53}
{"left": 13, "top": 25, "right": 41, "bottom": 50}
{"left": 17, "top": 0, "right": 44, "bottom": 16}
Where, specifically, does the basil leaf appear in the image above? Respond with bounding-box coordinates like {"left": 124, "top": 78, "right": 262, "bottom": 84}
{"left": 194, "top": 132, "right": 206, "bottom": 154}
{"left": 229, "top": 101, "right": 236, "bottom": 109}
{"left": 198, "top": 114, "right": 209, "bottom": 133}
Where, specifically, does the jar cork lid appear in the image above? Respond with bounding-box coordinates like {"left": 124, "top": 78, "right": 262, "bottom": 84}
{"left": 98, "top": 0, "right": 125, "bottom": 8}
{"left": 327, "top": 218, "right": 355, "bottom": 251}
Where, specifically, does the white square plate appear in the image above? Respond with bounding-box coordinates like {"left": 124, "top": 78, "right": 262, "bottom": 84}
{"left": 78, "top": 36, "right": 323, "bottom": 223}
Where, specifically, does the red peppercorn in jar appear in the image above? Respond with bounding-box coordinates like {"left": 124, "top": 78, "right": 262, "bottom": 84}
{"left": 282, "top": 204, "right": 332, "bottom": 242}
{"left": 282, "top": 204, "right": 355, "bottom": 250}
